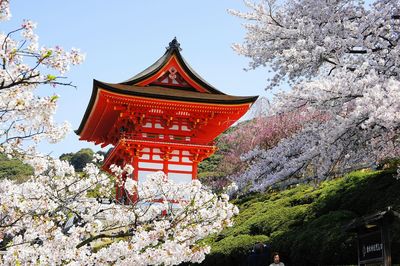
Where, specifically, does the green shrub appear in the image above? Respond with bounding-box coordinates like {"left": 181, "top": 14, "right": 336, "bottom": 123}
{"left": 202, "top": 169, "right": 400, "bottom": 265}
{"left": 60, "top": 148, "right": 95, "bottom": 172}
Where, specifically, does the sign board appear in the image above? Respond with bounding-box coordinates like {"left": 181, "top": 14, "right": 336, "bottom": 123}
{"left": 358, "top": 230, "right": 384, "bottom": 264}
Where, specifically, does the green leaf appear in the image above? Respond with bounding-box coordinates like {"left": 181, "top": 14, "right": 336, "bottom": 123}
{"left": 46, "top": 74, "right": 57, "bottom": 81}
{"left": 43, "top": 50, "right": 52, "bottom": 58}
{"left": 50, "top": 95, "right": 59, "bottom": 102}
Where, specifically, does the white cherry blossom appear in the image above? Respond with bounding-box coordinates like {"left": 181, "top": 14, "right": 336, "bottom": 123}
{"left": 231, "top": 0, "right": 400, "bottom": 191}
{"left": 0, "top": 3, "right": 238, "bottom": 265}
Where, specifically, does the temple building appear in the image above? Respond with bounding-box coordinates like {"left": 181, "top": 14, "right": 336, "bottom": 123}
{"left": 76, "top": 38, "right": 258, "bottom": 202}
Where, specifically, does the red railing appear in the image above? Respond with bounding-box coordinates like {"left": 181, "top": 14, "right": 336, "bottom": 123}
{"left": 120, "top": 132, "right": 215, "bottom": 146}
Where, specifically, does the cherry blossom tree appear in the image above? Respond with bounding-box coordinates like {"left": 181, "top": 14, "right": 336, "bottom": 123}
{"left": 218, "top": 104, "right": 317, "bottom": 173}
{"left": 231, "top": 0, "right": 400, "bottom": 191}
{"left": 201, "top": 99, "right": 319, "bottom": 192}
{"left": 0, "top": 0, "right": 84, "bottom": 159}
{"left": 0, "top": 2, "right": 238, "bottom": 265}
{"left": 1, "top": 161, "right": 238, "bottom": 265}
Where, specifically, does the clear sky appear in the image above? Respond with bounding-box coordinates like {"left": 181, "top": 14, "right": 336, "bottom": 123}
{"left": 7, "top": 1, "right": 271, "bottom": 157}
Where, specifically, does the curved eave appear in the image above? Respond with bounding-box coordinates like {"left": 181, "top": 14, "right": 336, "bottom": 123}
{"left": 75, "top": 81, "right": 102, "bottom": 135}
{"left": 121, "top": 47, "right": 224, "bottom": 94}
{"left": 75, "top": 80, "right": 258, "bottom": 135}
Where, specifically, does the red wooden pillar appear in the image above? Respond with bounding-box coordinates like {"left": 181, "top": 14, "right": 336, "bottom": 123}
{"left": 132, "top": 155, "right": 139, "bottom": 181}
{"left": 163, "top": 159, "right": 168, "bottom": 174}
{"left": 192, "top": 161, "right": 198, "bottom": 179}
{"left": 163, "top": 150, "right": 170, "bottom": 175}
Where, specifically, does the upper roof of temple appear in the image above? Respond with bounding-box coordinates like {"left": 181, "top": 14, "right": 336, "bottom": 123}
{"left": 76, "top": 38, "right": 258, "bottom": 136}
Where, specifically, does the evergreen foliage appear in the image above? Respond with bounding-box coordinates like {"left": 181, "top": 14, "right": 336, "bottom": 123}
{"left": 60, "top": 148, "right": 109, "bottom": 172}
{"left": 0, "top": 153, "right": 33, "bottom": 183}
{"left": 201, "top": 169, "right": 400, "bottom": 265}
{"left": 60, "top": 148, "right": 94, "bottom": 172}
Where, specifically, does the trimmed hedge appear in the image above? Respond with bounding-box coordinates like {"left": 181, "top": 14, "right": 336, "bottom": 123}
{"left": 200, "top": 169, "right": 400, "bottom": 265}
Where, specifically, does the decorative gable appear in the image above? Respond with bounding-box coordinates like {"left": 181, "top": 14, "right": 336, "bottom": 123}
{"left": 134, "top": 55, "right": 208, "bottom": 93}
{"left": 150, "top": 67, "right": 190, "bottom": 88}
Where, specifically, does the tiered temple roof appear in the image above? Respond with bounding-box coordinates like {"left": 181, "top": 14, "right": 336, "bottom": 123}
{"left": 76, "top": 38, "right": 258, "bottom": 147}
{"left": 76, "top": 38, "right": 258, "bottom": 203}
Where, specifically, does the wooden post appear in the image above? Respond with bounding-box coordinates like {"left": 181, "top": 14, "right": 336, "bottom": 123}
{"left": 192, "top": 162, "right": 198, "bottom": 179}
{"left": 133, "top": 155, "right": 139, "bottom": 181}
{"left": 357, "top": 232, "right": 360, "bottom": 266}
{"left": 382, "top": 218, "right": 392, "bottom": 266}
{"left": 163, "top": 159, "right": 168, "bottom": 175}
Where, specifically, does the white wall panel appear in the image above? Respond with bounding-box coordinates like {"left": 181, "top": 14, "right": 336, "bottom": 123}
{"left": 170, "top": 156, "right": 179, "bottom": 162}
{"left": 143, "top": 122, "right": 152, "bottom": 128}
{"left": 167, "top": 173, "right": 192, "bottom": 184}
{"left": 138, "top": 162, "right": 163, "bottom": 169}
{"left": 155, "top": 123, "right": 163, "bottom": 129}
{"left": 182, "top": 157, "right": 192, "bottom": 163}
{"left": 168, "top": 164, "right": 192, "bottom": 171}
{"left": 140, "top": 154, "right": 150, "bottom": 160}
{"left": 152, "top": 155, "right": 162, "bottom": 161}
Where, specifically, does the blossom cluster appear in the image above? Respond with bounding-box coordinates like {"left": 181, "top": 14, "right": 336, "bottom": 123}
{"left": 0, "top": 4, "right": 85, "bottom": 158}
{"left": 0, "top": 159, "right": 238, "bottom": 265}
{"left": 231, "top": 0, "right": 400, "bottom": 90}
{"left": 201, "top": 97, "right": 323, "bottom": 192}
{"left": 0, "top": 0, "right": 10, "bottom": 21}
{"left": 231, "top": 0, "right": 400, "bottom": 191}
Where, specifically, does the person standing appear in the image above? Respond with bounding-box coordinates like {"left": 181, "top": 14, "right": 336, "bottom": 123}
{"left": 269, "top": 252, "right": 284, "bottom": 266}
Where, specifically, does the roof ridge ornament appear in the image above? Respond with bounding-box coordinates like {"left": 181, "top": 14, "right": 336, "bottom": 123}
{"left": 167, "top": 37, "right": 182, "bottom": 51}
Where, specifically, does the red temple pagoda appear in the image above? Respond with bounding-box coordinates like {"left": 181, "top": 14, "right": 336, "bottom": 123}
{"left": 76, "top": 38, "right": 257, "bottom": 202}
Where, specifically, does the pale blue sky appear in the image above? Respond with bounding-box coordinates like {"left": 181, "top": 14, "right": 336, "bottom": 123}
{"left": 8, "top": 1, "right": 271, "bottom": 157}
